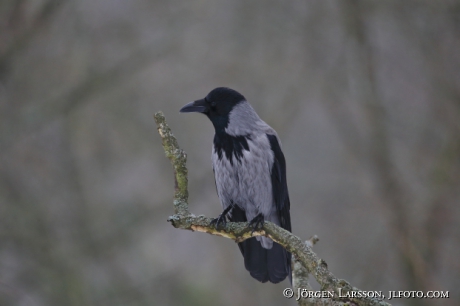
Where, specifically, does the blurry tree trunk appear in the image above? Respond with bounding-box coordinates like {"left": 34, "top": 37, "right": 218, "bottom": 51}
{"left": 319, "top": 2, "right": 459, "bottom": 305}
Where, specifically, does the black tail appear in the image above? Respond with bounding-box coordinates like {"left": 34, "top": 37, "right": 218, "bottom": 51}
{"left": 238, "top": 238, "right": 291, "bottom": 283}
{"left": 231, "top": 206, "right": 291, "bottom": 283}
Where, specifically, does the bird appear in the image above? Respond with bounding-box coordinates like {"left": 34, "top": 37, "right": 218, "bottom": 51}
{"left": 180, "top": 87, "right": 291, "bottom": 283}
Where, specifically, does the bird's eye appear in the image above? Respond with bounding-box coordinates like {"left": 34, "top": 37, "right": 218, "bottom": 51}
{"left": 210, "top": 101, "right": 217, "bottom": 108}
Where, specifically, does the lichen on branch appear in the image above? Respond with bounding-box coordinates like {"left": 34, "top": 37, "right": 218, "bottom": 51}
{"left": 154, "top": 112, "right": 189, "bottom": 215}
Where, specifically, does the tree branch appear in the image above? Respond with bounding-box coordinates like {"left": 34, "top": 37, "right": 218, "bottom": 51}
{"left": 154, "top": 111, "right": 391, "bottom": 306}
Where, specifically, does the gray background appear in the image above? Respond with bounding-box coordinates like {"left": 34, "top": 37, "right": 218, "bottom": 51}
{"left": 1, "top": 1, "right": 459, "bottom": 306}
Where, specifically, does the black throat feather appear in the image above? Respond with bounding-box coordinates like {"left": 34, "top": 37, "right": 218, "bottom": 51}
{"left": 213, "top": 131, "right": 251, "bottom": 165}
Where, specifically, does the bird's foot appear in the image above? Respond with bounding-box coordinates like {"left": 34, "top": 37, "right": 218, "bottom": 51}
{"left": 248, "top": 213, "right": 265, "bottom": 235}
{"left": 210, "top": 213, "right": 227, "bottom": 229}
{"left": 210, "top": 204, "right": 234, "bottom": 229}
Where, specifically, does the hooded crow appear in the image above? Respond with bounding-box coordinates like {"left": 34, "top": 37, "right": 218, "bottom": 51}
{"left": 180, "top": 87, "right": 291, "bottom": 283}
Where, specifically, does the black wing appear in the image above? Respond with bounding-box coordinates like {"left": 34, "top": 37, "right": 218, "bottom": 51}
{"left": 266, "top": 134, "right": 291, "bottom": 232}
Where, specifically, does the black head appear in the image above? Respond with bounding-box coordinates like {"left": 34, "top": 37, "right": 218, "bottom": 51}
{"left": 180, "top": 87, "right": 246, "bottom": 132}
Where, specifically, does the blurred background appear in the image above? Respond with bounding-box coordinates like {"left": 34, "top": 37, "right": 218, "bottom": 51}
{"left": 1, "top": 1, "right": 459, "bottom": 306}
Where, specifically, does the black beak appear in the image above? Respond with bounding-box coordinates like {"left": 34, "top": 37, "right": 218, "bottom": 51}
{"left": 180, "top": 98, "right": 207, "bottom": 113}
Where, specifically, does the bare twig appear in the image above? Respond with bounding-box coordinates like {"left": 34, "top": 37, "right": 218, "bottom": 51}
{"left": 154, "top": 111, "right": 391, "bottom": 306}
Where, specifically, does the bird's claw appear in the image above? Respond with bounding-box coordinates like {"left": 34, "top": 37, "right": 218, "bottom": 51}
{"left": 249, "top": 213, "right": 265, "bottom": 235}
{"left": 210, "top": 214, "right": 227, "bottom": 229}
{"left": 211, "top": 204, "right": 235, "bottom": 229}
